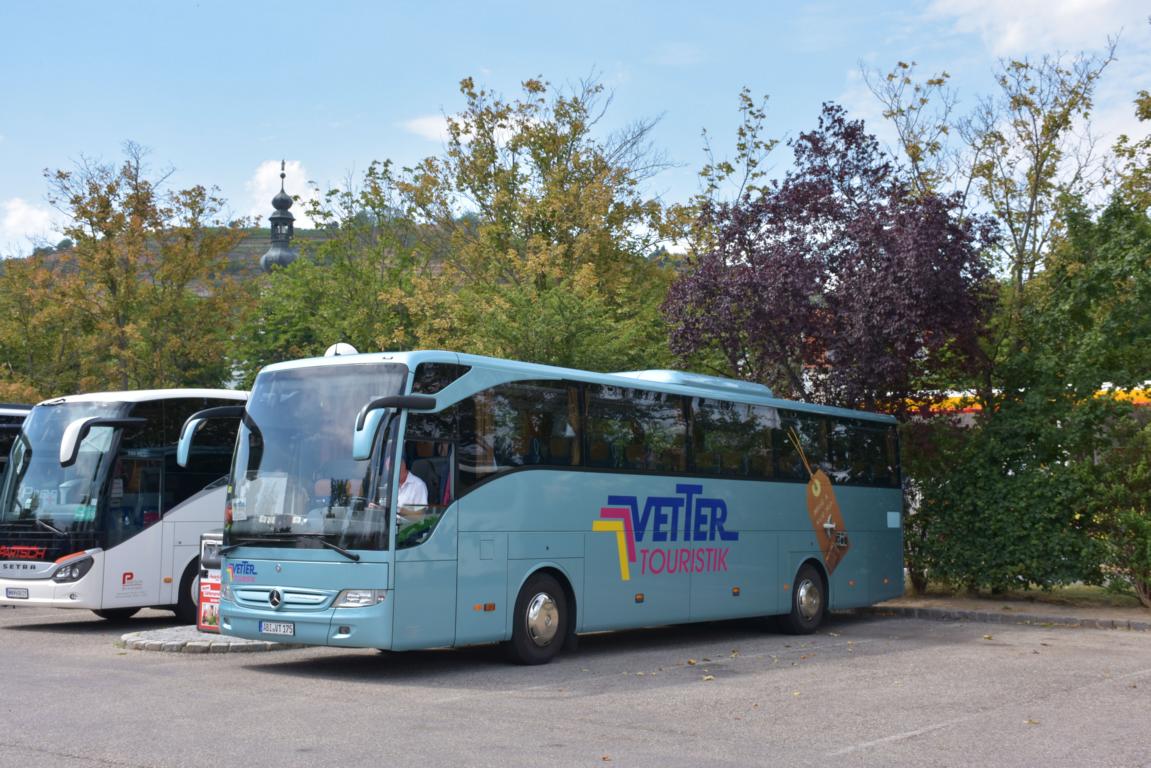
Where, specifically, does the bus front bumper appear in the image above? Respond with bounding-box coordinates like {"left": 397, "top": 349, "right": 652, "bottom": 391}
{"left": 220, "top": 596, "right": 394, "bottom": 649}
{"left": 0, "top": 572, "right": 104, "bottom": 610}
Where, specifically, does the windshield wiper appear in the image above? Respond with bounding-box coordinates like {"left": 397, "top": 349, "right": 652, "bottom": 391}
{"left": 292, "top": 533, "right": 361, "bottom": 562}
{"left": 35, "top": 518, "right": 66, "bottom": 536}
{"left": 220, "top": 534, "right": 361, "bottom": 562}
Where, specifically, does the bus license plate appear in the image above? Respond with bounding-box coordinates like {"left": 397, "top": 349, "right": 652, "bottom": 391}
{"left": 259, "top": 621, "right": 294, "bottom": 636}
{"left": 5, "top": 587, "right": 29, "bottom": 599}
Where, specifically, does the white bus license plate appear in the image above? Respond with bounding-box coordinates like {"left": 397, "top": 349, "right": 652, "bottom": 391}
{"left": 259, "top": 621, "right": 294, "bottom": 636}
{"left": 5, "top": 587, "right": 29, "bottom": 599}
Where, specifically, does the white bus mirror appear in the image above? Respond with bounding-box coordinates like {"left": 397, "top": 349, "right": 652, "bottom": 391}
{"left": 177, "top": 418, "right": 205, "bottom": 468}
{"left": 59, "top": 416, "right": 147, "bottom": 467}
{"left": 351, "top": 395, "right": 436, "bottom": 461}
{"left": 176, "top": 405, "right": 246, "bottom": 468}
{"left": 352, "top": 410, "right": 385, "bottom": 461}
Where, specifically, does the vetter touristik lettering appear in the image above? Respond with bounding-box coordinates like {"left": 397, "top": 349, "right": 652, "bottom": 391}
{"left": 593, "top": 484, "right": 738, "bottom": 581}
{"left": 227, "top": 560, "right": 258, "bottom": 583}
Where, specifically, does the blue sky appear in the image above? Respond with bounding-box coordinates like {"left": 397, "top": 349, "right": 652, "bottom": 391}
{"left": 1, "top": 0, "right": 1148, "bottom": 255}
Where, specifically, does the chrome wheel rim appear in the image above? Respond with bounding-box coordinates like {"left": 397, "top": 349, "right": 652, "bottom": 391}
{"left": 796, "top": 578, "right": 822, "bottom": 622}
{"left": 525, "top": 592, "right": 559, "bottom": 647}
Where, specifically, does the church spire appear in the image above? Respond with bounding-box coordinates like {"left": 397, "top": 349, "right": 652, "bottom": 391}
{"left": 260, "top": 159, "right": 298, "bottom": 272}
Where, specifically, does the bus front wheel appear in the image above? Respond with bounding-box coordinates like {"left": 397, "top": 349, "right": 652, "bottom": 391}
{"left": 507, "top": 573, "right": 567, "bottom": 665}
{"left": 780, "top": 563, "right": 825, "bottom": 635}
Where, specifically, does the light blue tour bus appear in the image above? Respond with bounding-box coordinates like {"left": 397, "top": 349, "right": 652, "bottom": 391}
{"left": 179, "top": 348, "right": 903, "bottom": 664}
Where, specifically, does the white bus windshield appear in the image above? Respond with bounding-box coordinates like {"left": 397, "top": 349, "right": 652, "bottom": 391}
{"left": 226, "top": 363, "right": 407, "bottom": 552}
{"left": 0, "top": 402, "right": 128, "bottom": 531}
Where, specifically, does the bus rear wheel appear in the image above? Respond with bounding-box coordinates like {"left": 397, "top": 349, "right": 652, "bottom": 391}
{"left": 780, "top": 563, "right": 825, "bottom": 635}
{"left": 173, "top": 559, "right": 200, "bottom": 625}
{"left": 92, "top": 608, "right": 139, "bottom": 621}
{"left": 507, "top": 573, "right": 567, "bottom": 665}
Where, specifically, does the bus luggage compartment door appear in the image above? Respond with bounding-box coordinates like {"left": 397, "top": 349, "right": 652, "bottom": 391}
{"left": 455, "top": 532, "right": 507, "bottom": 645}
{"left": 391, "top": 552, "right": 457, "bottom": 650}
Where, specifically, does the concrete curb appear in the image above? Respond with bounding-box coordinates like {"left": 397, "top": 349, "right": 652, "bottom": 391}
{"left": 116, "top": 627, "right": 305, "bottom": 653}
{"left": 863, "top": 604, "right": 1151, "bottom": 632}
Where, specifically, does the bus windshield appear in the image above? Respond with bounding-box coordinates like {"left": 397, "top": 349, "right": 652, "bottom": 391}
{"left": 0, "top": 402, "right": 128, "bottom": 531}
{"left": 226, "top": 363, "right": 408, "bottom": 552}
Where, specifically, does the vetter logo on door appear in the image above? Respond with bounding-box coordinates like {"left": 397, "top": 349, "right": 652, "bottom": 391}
{"left": 593, "top": 484, "right": 738, "bottom": 582}
{"left": 227, "top": 561, "right": 258, "bottom": 583}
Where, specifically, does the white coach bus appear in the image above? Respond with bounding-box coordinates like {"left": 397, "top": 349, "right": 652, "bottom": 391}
{"left": 0, "top": 389, "right": 245, "bottom": 621}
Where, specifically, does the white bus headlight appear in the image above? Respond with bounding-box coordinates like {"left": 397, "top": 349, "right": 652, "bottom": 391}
{"left": 334, "top": 589, "right": 386, "bottom": 608}
{"left": 52, "top": 557, "right": 94, "bottom": 583}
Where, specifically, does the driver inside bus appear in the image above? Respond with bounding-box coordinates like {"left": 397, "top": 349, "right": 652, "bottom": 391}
{"left": 396, "top": 457, "right": 428, "bottom": 524}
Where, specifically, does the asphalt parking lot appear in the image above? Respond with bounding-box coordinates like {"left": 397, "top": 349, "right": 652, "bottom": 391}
{"left": 1, "top": 605, "right": 1149, "bottom": 768}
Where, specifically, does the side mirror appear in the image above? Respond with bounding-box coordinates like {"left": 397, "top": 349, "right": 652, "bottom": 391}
{"left": 351, "top": 395, "right": 436, "bottom": 461}
{"left": 176, "top": 405, "right": 246, "bottom": 467}
{"left": 60, "top": 417, "right": 147, "bottom": 467}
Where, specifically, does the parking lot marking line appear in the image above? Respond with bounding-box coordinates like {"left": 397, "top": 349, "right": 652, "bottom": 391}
{"left": 828, "top": 664, "right": 1151, "bottom": 758}
{"left": 827, "top": 714, "right": 985, "bottom": 757}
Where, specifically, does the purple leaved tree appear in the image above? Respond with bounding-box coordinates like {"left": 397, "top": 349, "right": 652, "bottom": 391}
{"left": 665, "top": 104, "right": 996, "bottom": 417}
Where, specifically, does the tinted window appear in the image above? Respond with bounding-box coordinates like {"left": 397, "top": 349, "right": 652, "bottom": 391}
{"left": 778, "top": 411, "right": 827, "bottom": 481}
{"left": 586, "top": 385, "right": 687, "bottom": 473}
{"left": 412, "top": 363, "right": 471, "bottom": 394}
{"left": 779, "top": 410, "right": 899, "bottom": 487}
{"left": 691, "top": 399, "right": 778, "bottom": 478}
{"left": 163, "top": 398, "right": 239, "bottom": 509}
{"left": 109, "top": 401, "right": 166, "bottom": 545}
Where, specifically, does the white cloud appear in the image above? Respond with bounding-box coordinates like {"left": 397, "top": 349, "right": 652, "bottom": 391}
{"left": 0, "top": 198, "right": 60, "bottom": 257}
{"left": 403, "top": 115, "right": 452, "bottom": 143}
{"left": 244, "top": 160, "right": 317, "bottom": 229}
{"left": 927, "top": 0, "right": 1141, "bottom": 57}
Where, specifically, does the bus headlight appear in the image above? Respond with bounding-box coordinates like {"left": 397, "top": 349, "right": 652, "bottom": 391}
{"left": 221, "top": 583, "right": 233, "bottom": 602}
{"left": 334, "top": 589, "right": 386, "bottom": 608}
{"left": 52, "top": 557, "right": 94, "bottom": 583}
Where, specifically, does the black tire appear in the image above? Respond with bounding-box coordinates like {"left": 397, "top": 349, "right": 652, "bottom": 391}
{"left": 92, "top": 608, "right": 140, "bottom": 621}
{"left": 780, "top": 563, "right": 826, "bottom": 635}
{"left": 507, "top": 573, "right": 567, "bottom": 665}
{"left": 173, "top": 558, "right": 200, "bottom": 625}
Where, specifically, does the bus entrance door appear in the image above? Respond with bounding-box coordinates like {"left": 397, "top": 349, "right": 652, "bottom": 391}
{"left": 391, "top": 509, "right": 459, "bottom": 650}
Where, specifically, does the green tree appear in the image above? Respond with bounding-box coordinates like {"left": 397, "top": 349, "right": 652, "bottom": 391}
{"left": 1087, "top": 411, "right": 1151, "bottom": 608}
{"left": 395, "top": 76, "right": 675, "bottom": 371}
{"left": 234, "top": 160, "right": 426, "bottom": 385}
{"left": 1111, "top": 89, "right": 1151, "bottom": 211}
{"left": 0, "top": 254, "right": 82, "bottom": 399}
{"left": 0, "top": 143, "right": 248, "bottom": 396}
{"left": 912, "top": 193, "right": 1151, "bottom": 595}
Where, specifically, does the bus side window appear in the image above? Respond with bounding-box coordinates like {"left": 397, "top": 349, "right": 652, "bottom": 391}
{"left": 584, "top": 385, "right": 629, "bottom": 469}
{"left": 105, "top": 401, "right": 165, "bottom": 544}
{"left": 406, "top": 407, "right": 459, "bottom": 498}
{"left": 161, "top": 398, "right": 239, "bottom": 511}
